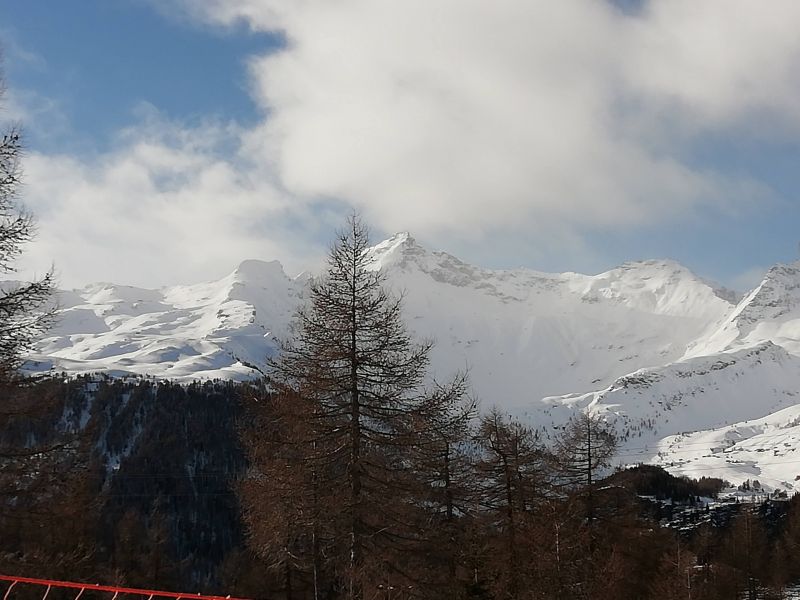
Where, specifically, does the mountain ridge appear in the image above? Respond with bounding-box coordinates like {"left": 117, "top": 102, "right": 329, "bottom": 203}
{"left": 22, "top": 234, "right": 800, "bottom": 491}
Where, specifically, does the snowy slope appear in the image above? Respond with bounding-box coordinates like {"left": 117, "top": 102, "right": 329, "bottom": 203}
{"left": 29, "top": 259, "right": 303, "bottom": 380}
{"left": 23, "top": 234, "right": 800, "bottom": 490}
{"left": 533, "top": 343, "right": 800, "bottom": 484}
{"left": 366, "top": 233, "right": 736, "bottom": 412}
{"left": 30, "top": 232, "right": 736, "bottom": 394}
{"left": 647, "top": 403, "right": 800, "bottom": 492}
{"left": 686, "top": 261, "right": 800, "bottom": 358}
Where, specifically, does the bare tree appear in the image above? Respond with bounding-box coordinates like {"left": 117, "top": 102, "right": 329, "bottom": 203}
{"left": 406, "top": 374, "right": 478, "bottom": 599}
{"left": 474, "top": 408, "right": 550, "bottom": 600}
{"left": 0, "top": 63, "right": 56, "bottom": 428}
{"left": 553, "top": 412, "right": 616, "bottom": 529}
{"left": 0, "top": 62, "right": 79, "bottom": 575}
{"left": 263, "top": 214, "right": 448, "bottom": 600}
{"left": 0, "top": 71, "right": 55, "bottom": 377}
{"left": 551, "top": 412, "right": 616, "bottom": 597}
{"left": 239, "top": 387, "right": 333, "bottom": 600}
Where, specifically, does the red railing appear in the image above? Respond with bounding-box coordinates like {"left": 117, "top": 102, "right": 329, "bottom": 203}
{"left": 0, "top": 575, "right": 252, "bottom": 600}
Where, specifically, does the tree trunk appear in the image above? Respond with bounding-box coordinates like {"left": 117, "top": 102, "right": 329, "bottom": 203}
{"left": 349, "top": 250, "right": 363, "bottom": 600}
{"left": 502, "top": 454, "right": 518, "bottom": 600}
{"left": 443, "top": 442, "right": 458, "bottom": 599}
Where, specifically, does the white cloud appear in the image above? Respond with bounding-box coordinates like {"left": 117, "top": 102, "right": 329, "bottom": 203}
{"left": 15, "top": 0, "right": 800, "bottom": 286}
{"left": 17, "top": 109, "right": 331, "bottom": 288}
{"left": 168, "top": 0, "right": 795, "bottom": 243}
{"left": 622, "top": 2, "right": 800, "bottom": 130}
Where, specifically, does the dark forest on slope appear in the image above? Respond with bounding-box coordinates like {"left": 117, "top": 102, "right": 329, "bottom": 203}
{"left": 0, "top": 376, "right": 251, "bottom": 591}
{"left": 1, "top": 374, "right": 800, "bottom": 600}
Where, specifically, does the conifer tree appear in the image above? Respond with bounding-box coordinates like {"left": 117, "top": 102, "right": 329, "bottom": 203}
{"left": 648, "top": 535, "right": 696, "bottom": 600}
{"left": 473, "top": 409, "right": 550, "bottom": 600}
{"left": 265, "top": 214, "right": 443, "bottom": 600}
{"left": 719, "top": 509, "right": 770, "bottom": 600}
{"left": 550, "top": 412, "right": 616, "bottom": 595}
{"left": 553, "top": 412, "right": 616, "bottom": 528}
{"left": 773, "top": 497, "right": 800, "bottom": 589}
{"left": 406, "top": 374, "right": 477, "bottom": 598}
{"left": 240, "top": 385, "right": 339, "bottom": 600}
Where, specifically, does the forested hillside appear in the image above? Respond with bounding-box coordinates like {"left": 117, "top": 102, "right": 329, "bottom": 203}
{"left": 0, "top": 375, "right": 253, "bottom": 593}
{"left": 5, "top": 375, "right": 800, "bottom": 599}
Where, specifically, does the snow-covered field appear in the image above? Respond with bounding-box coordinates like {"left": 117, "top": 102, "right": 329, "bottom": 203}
{"left": 25, "top": 233, "right": 800, "bottom": 492}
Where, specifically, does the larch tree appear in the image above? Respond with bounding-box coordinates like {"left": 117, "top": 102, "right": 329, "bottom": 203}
{"left": 474, "top": 408, "right": 550, "bottom": 600}
{"left": 0, "top": 63, "right": 57, "bottom": 435}
{"left": 719, "top": 508, "right": 770, "bottom": 600}
{"left": 0, "top": 73, "right": 54, "bottom": 379}
{"left": 239, "top": 387, "right": 332, "bottom": 600}
{"left": 550, "top": 412, "right": 616, "bottom": 595}
{"left": 553, "top": 412, "right": 616, "bottom": 529}
{"left": 263, "top": 214, "right": 451, "bottom": 600}
{"left": 648, "top": 535, "right": 696, "bottom": 600}
{"left": 772, "top": 496, "right": 800, "bottom": 589}
{"left": 405, "top": 374, "right": 478, "bottom": 599}
{"left": 0, "top": 62, "right": 86, "bottom": 577}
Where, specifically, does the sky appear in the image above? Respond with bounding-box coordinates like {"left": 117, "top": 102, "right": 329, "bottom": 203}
{"left": 2, "top": 0, "right": 800, "bottom": 290}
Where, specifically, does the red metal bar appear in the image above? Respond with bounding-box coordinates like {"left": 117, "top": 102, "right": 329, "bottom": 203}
{"left": 0, "top": 576, "right": 252, "bottom": 600}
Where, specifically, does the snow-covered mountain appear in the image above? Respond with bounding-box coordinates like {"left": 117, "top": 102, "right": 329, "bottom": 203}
{"left": 25, "top": 233, "right": 800, "bottom": 491}
{"left": 31, "top": 259, "right": 303, "bottom": 380}
{"left": 686, "top": 261, "right": 800, "bottom": 358}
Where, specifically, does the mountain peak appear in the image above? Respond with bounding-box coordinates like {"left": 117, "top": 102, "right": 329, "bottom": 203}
{"left": 374, "top": 231, "right": 419, "bottom": 252}
{"left": 364, "top": 231, "right": 425, "bottom": 270}
{"left": 389, "top": 231, "right": 415, "bottom": 244}
{"left": 762, "top": 260, "right": 800, "bottom": 285}
{"left": 614, "top": 258, "right": 706, "bottom": 281}
{"left": 733, "top": 260, "right": 800, "bottom": 328}
{"left": 231, "top": 259, "right": 288, "bottom": 284}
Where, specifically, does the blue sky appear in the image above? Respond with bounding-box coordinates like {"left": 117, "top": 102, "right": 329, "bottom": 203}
{"left": 3, "top": 0, "right": 800, "bottom": 289}
{"left": 2, "top": 1, "right": 276, "bottom": 152}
